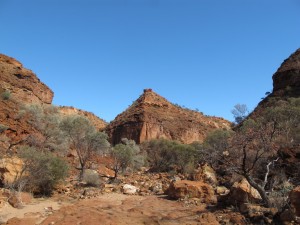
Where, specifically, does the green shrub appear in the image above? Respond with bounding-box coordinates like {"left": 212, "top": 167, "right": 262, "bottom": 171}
{"left": 1, "top": 90, "right": 11, "bottom": 100}
{"left": 82, "top": 169, "right": 100, "bottom": 187}
{"left": 19, "top": 146, "right": 69, "bottom": 195}
{"left": 142, "top": 139, "right": 197, "bottom": 174}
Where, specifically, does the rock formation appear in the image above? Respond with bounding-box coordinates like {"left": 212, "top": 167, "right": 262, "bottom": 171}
{"left": 0, "top": 54, "right": 54, "bottom": 151}
{"left": 106, "top": 89, "right": 231, "bottom": 145}
{"left": 0, "top": 54, "right": 53, "bottom": 105}
{"left": 59, "top": 106, "right": 107, "bottom": 131}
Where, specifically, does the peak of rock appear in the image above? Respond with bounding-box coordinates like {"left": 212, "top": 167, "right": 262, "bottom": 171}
{"left": 272, "top": 48, "right": 300, "bottom": 97}
{"left": 59, "top": 106, "right": 107, "bottom": 131}
{"left": 106, "top": 89, "right": 231, "bottom": 145}
{"left": 0, "top": 53, "right": 54, "bottom": 104}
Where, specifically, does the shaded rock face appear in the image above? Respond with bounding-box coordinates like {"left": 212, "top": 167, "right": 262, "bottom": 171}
{"left": 59, "top": 106, "right": 107, "bottom": 131}
{"left": 106, "top": 89, "right": 231, "bottom": 144}
{"left": 0, "top": 54, "right": 53, "bottom": 105}
{"left": 272, "top": 48, "right": 300, "bottom": 97}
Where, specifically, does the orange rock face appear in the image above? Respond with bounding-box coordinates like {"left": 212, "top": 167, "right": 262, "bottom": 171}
{"left": 106, "top": 89, "right": 231, "bottom": 144}
{"left": 167, "top": 180, "right": 217, "bottom": 204}
{"left": 0, "top": 54, "right": 54, "bottom": 151}
{"left": 59, "top": 106, "right": 107, "bottom": 131}
{"left": 0, "top": 54, "right": 53, "bottom": 105}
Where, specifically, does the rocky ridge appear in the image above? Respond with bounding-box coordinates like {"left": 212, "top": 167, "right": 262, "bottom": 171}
{"left": 59, "top": 106, "right": 107, "bottom": 131}
{"left": 106, "top": 89, "right": 231, "bottom": 144}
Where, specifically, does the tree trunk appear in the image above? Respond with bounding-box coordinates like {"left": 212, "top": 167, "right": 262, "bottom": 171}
{"left": 245, "top": 174, "right": 271, "bottom": 208}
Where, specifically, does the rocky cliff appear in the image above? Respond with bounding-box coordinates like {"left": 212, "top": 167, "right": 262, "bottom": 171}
{"left": 272, "top": 48, "right": 300, "bottom": 98}
{"left": 0, "top": 54, "right": 54, "bottom": 151}
{"left": 0, "top": 54, "right": 53, "bottom": 105}
{"left": 59, "top": 106, "right": 107, "bottom": 131}
{"left": 106, "top": 89, "right": 231, "bottom": 145}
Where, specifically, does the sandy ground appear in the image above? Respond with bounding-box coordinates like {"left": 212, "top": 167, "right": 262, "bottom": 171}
{"left": 0, "top": 197, "right": 69, "bottom": 224}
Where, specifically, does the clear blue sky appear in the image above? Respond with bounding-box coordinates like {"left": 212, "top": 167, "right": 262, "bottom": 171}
{"left": 1, "top": 0, "right": 299, "bottom": 122}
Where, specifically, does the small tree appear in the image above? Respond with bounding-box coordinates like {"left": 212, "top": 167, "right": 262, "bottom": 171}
{"left": 60, "top": 115, "right": 110, "bottom": 180}
{"left": 110, "top": 138, "right": 144, "bottom": 178}
{"left": 231, "top": 104, "right": 249, "bottom": 124}
{"left": 17, "top": 146, "right": 68, "bottom": 195}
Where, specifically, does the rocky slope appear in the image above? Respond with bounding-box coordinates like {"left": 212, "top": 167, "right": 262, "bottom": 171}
{"left": 0, "top": 54, "right": 54, "bottom": 151}
{"left": 59, "top": 106, "right": 107, "bottom": 131}
{"left": 106, "top": 89, "right": 231, "bottom": 144}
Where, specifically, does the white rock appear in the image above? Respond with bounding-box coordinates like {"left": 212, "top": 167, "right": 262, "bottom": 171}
{"left": 123, "top": 184, "right": 138, "bottom": 195}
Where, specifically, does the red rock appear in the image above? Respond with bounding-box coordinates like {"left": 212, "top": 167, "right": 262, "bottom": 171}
{"left": 228, "top": 179, "right": 261, "bottom": 205}
{"left": 290, "top": 186, "right": 300, "bottom": 217}
{"left": 167, "top": 180, "right": 217, "bottom": 204}
{"left": 106, "top": 89, "right": 231, "bottom": 144}
{"left": 8, "top": 192, "right": 32, "bottom": 208}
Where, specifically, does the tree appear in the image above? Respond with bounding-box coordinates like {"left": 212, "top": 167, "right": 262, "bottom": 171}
{"left": 18, "top": 104, "right": 66, "bottom": 152}
{"left": 110, "top": 138, "right": 144, "bottom": 178}
{"left": 16, "top": 146, "right": 68, "bottom": 195}
{"left": 142, "top": 139, "right": 198, "bottom": 174}
{"left": 231, "top": 104, "right": 249, "bottom": 124}
{"left": 60, "top": 115, "right": 110, "bottom": 180}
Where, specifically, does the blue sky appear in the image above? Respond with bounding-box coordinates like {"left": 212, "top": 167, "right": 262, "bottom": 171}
{"left": 1, "top": 0, "right": 299, "bottom": 122}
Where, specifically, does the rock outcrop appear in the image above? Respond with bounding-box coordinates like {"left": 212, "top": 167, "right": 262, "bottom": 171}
{"left": 59, "top": 106, "right": 107, "bottom": 131}
{"left": 272, "top": 48, "right": 300, "bottom": 98}
{"left": 106, "top": 89, "right": 231, "bottom": 144}
{"left": 0, "top": 54, "right": 53, "bottom": 105}
{"left": 0, "top": 54, "right": 54, "bottom": 152}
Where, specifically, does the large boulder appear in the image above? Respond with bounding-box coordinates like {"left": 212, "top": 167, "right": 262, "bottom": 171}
{"left": 0, "top": 157, "right": 23, "bottom": 185}
{"left": 167, "top": 180, "right": 217, "bottom": 204}
{"left": 290, "top": 186, "right": 300, "bottom": 217}
{"left": 122, "top": 184, "right": 138, "bottom": 195}
{"left": 228, "top": 179, "right": 261, "bottom": 205}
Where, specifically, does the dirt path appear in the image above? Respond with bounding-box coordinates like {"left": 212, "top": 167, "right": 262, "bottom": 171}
{"left": 2, "top": 194, "right": 220, "bottom": 225}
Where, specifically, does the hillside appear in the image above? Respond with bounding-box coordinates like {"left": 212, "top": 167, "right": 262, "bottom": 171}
{"left": 106, "top": 89, "right": 231, "bottom": 144}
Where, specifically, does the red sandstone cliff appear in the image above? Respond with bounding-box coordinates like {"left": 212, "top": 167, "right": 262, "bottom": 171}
{"left": 106, "top": 89, "right": 231, "bottom": 145}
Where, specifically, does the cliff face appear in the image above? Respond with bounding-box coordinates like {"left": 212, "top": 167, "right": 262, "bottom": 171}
{"left": 0, "top": 54, "right": 54, "bottom": 151}
{"left": 0, "top": 54, "right": 53, "bottom": 105}
{"left": 59, "top": 106, "right": 107, "bottom": 131}
{"left": 272, "top": 48, "right": 300, "bottom": 97}
{"left": 106, "top": 89, "right": 231, "bottom": 145}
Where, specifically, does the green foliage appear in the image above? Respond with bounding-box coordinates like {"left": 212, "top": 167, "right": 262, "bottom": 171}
{"left": 111, "top": 138, "right": 144, "bottom": 177}
{"left": 142, "top": 139, "right": 197, "bottom": 173}
{"left": 18, "top": 146, "right": 68, "bottom": 195}
{"left": 1, "top": 90, "right": 11, "bottom": 100}
{"left": 82, "top": 169, "right": 100, "bottom": 187}
{"left": 19, "top": 104, "right": 66, "bottom": 152}
{"left": 60, "top": 115, "right": 110, "bottom": 180}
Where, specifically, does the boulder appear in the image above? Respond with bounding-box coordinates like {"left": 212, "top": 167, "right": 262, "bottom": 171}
{"left": 290, "top": 186, "right": 300, "bottom": 217}
{"left": 122, "top": 184, "right": 138, "bottom": 195}
{"left": 228, "top": 179, "right": 261, "bottom": 205}
{"left": 167, "top": 180, "right": 217, "bottom": 204}
{"left": 0, "top": 157, "right": 24, "bottom": 185}
{"left": 8, "top": 192, "right": 32, "bottom": 208}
